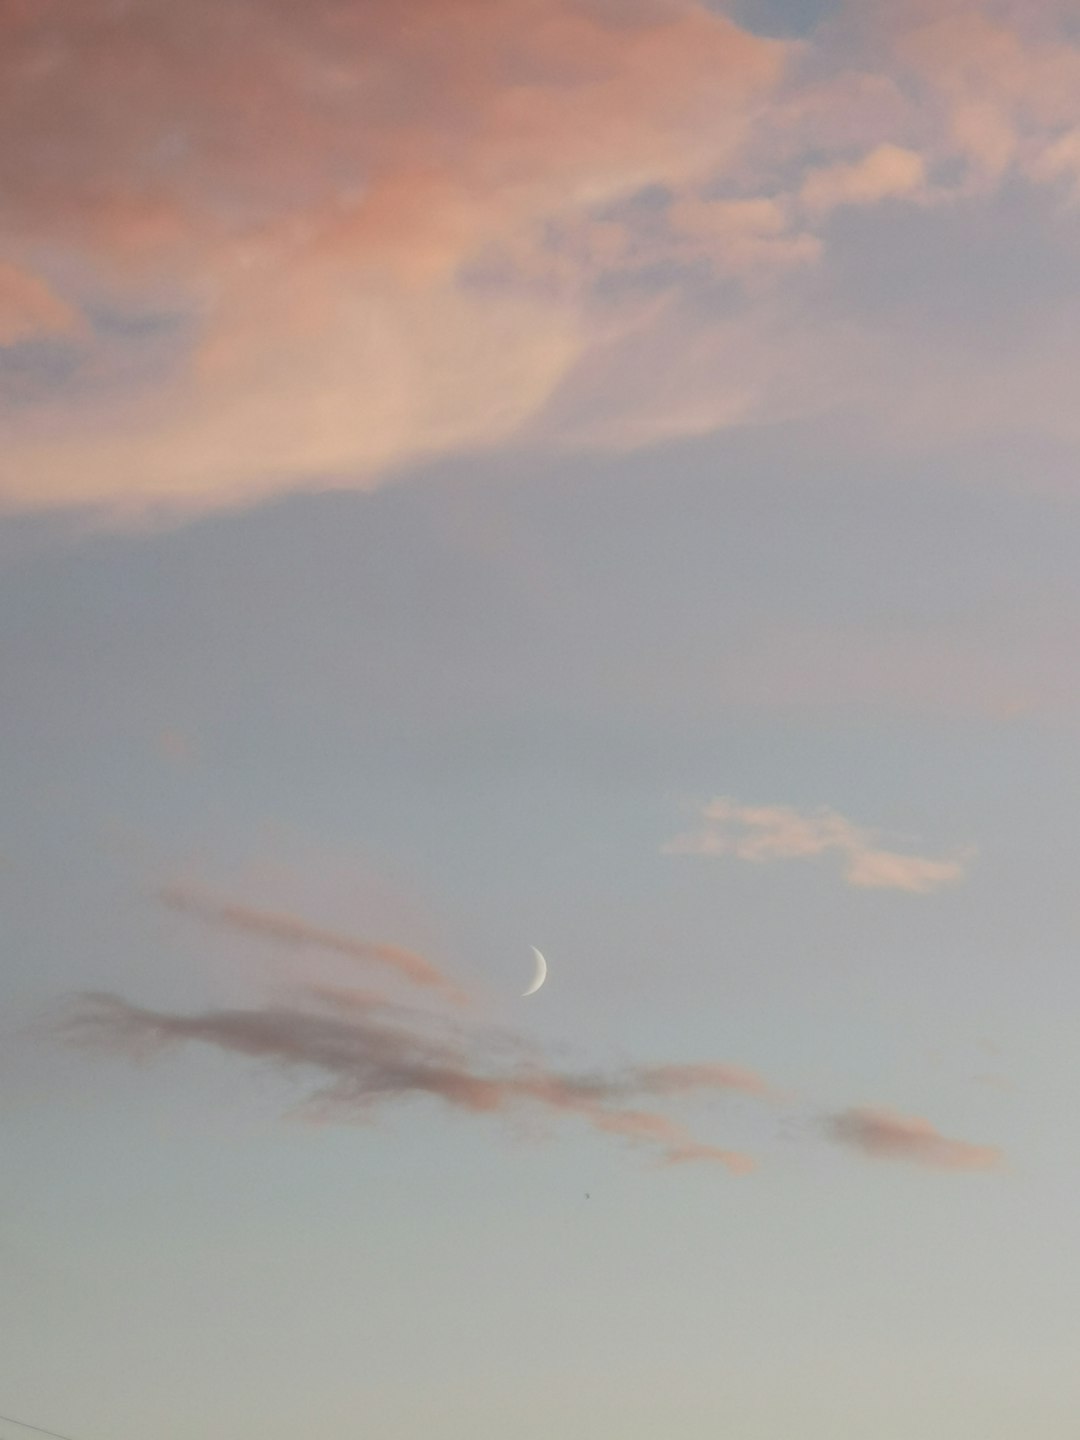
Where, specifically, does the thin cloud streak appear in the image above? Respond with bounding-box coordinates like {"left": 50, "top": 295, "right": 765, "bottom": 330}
{"left": 663, "top": 798, "right": 972, "bottom": 892}
{"left": 0, "top": 0, "right": 787, "bottom": 514}
{"left": 63, "top": 986, "right": 1004, "bottom": 1177}
{"left": 634, "top": 1062, "right": 775, "bottom": 1099}
{"left": 159, "top": 883, "right": 465, "bottom": 1000}
{"left": 65, "top": 985, "right": 764, "bottom": 1173}
{"left": 827, "top": 1106, "right": 1002, "bottom": 1171}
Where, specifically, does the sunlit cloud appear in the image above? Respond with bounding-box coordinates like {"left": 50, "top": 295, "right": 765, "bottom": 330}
{"left": 827, "top": 1106, "right": 1002, "bottom": 1171}
{"left": 633, "top": 1062, "right": 775, "bottom": 1099}
{"left": 799, "top": 143, "right": 927, "bottom": 215}
{"left": 159, "top": 883, "right": 465, "bottom": 1002}
{"left": 0, "top": 259, "right": 81, "bottom": 346}
{"left": 65, "top": 984, "right": 766, "bottom": 1174}
{"left": 62, "top": 982, "right": 1005, "bottom": 1177}
{"left": 663, "top": 797, "right": 971, "bottom": 892}
{"left": 59, "top": 886, "right": 1005, "bottom": 1177}
{"left": 889, "top": 1, "right": 1080, "bottom": 191}
{"left": 0, "top": 0, "right": 786, "bottom": 514}
{"left": 5, "top": 0, "right": 1080, "bottom": 514}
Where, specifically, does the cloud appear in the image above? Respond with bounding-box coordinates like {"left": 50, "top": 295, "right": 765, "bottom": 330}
{"left": 59, "top": 900, "right": 1003, "bottom": 1178}
{"left": 0, "top": 0, "right": 788, "bottom": 515}
{"left": 64, "top": 984, "right": 764, "bottom": 1172}
{"left": 663, "top": 797, "right": 971, "bottom": 892}
{"left": 666, "top": 195, "right": 822, "bottom": 276}
{"left": 62, "top": 984, "right": 1004, "bottom": 1177}
{"left": 800, "top": 143, "right": 926, "bottom": 215}
{"left": 0, "top": 259, "right": 81, "bottom": 346}
{"left": 159, "top": 883, "right": 465, "bottom": 1001}
{"left": 1031, "top": 126, "right": 1080, "bottom": 196}
{"left": 5, "top": 0, "right": 1080, "bottom": 513}
{"left": 827, "top": 1106, "right": 1002, "bottom": 1171}
{"left": 633, "top": 1062, "right": 775, "bottom": 1098}
{"left": 888, "top": 2, "right": 1080, "bottom": 190}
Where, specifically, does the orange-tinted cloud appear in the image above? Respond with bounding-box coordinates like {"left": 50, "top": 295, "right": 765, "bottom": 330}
{"left": 878, "top": 1, "right": 1080, "bottom": 189}
{"left": 66, "top": 984, "right": 763, "bottom": 1172}
{"left": 0, "top": 259, "right": 80, "bottom": 345}
{"left": 0, "top": 0, "right": 784, "bottom": 261}
{"left": 800, "top": 143, "right": 926, "bottom": 214}
{"left": 828, "top": 1106, "right": 1002, "bottom": 1171}
{"left": 633, "top": 1062, "right": 774, "bottom": 1098}
{"left": 5, "top": 0, "right": 1080, "bottom": 513}
{"left": 65, "top": 985, "right": 1004, "bottom": 1177}
{"left": 664, "top": 797, "right": 971, "bottom": 893}
{"left": 159, "top": 883, "right": 464, "bottom": 1001}
{"left": 667, "top": 195, "right": 821, "bottom": 277}
{"left": 0, "top": 0, "right": 791, "bottom": 514}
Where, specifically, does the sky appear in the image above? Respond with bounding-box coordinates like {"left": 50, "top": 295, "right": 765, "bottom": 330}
{"left": 4, "top": 0, "right": 1080, "bottom": 1436}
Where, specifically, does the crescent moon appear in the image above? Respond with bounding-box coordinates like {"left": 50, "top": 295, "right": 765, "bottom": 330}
{"left": 523, "top": 946, "right": 547, "bottom": 997}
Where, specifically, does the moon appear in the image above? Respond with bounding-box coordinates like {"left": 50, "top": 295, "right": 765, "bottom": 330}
{"left": 523, "top": 946, "right": 547, "bottom": 997}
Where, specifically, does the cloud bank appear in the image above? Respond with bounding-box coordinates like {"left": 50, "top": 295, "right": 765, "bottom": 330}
{"left": 6, "top": 0, "right": 1080, "bottom": 514}
{"left": 663, "top": 797, "right": 971, "bottom": 892}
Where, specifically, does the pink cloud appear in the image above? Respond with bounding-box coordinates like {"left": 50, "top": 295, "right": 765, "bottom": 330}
{"left": 59, "top": 911, "right": 1003, "bottom": 1180}
{"left": 828, "top": 1106, "right": 1002, "bottom": 1171}
{"left": 159, "top": 883, "right": 465, "bottom": 1001}
{"left": 0, "top": 0, "right": 793, "bottom": 515}
{"left": 800, "top": 143, "right": 926, "bottom": 214}
{"left": 663, "top": 797, "right": 971, "bottom": 893}
{"left": 634, "top": 1062, "right": 774, "bottom": 1098}
{"left": 5, "top": 0, "right": 1080, "bottom": 513}
{"left": 64, "top": 985, "right": 1004, "bottom": 1178}
{"left": 885, "top": 2, "right": 1080, "bottom": 189}
{"left": 842, "top": 847, "right": 970, "bottom": 893}
{"left": 0, "top": 259, "right": 80, "bottom": 346}
{"left": 667, "top": 195, "right": 821, "bottom": 277}
{"left": 66, "top": 984, "right": 764, "bottom": 1173}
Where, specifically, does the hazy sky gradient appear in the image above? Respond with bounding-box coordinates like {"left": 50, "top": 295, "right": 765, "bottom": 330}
{"left": 5, "top": 1, "right": 1080, "bottom": 1437}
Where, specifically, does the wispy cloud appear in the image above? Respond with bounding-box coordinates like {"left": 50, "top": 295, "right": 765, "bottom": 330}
{"left": 60, "top": 908, "right": 1004, "bottom": 1178}
{"left": 663, "top": 798, "right": 971, "bottom": 893}
{"left": 159, "top": 884, "right": 465, "bottom": 1001}
{"left": 64, "top": 985, "right": 765, "bottom": 1173}
{"left": 62, "top": 983, "right": 1005, "bottom": 1177}
{"left": 827, "top": 1106, "right": 1002, "bottom": 1171}
{"left": 632, "top": 1063, "right": 775, "bottom": 1099}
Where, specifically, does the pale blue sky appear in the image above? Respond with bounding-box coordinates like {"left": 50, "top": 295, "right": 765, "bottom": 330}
{"left": 6, "top": 416, "right": 1080, "bottom": 1437}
